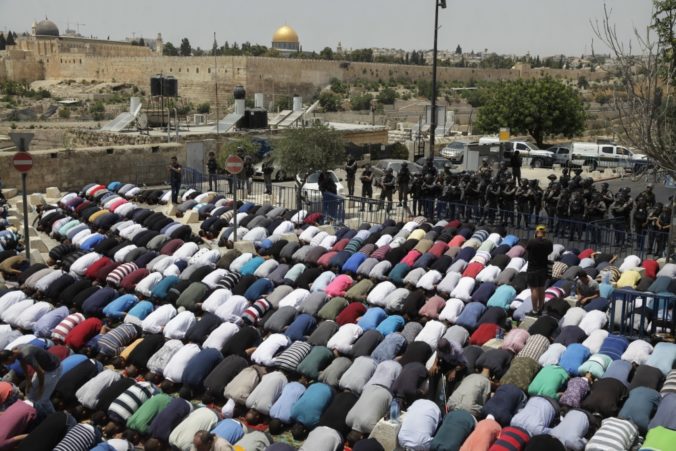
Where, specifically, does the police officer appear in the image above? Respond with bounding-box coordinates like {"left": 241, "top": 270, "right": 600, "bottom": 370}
{"left": 411, "top": 173, "right": 424, "bottom": 216}
{"left": 262, "top": 157, "right": 274, "bottom": 194}
{"left": 485, "top": 177, "right": 501, "bottom": 224}
{"left": 568, "top": 190, "right": 587, "bottom": 241}
{"left": 379, "top": 167, "right": 396, "bottom": 212}
{"left": 544, "top": 180, "right": 561, "bottom": 230}
{"left": 359, "top": 163, "right": 374, "bottom": 212}
{"left": 345, "top": 156, "right": 358, "bottom": 196}
{"left": 570, "top": 168, "right": 584, "bottom": 192}
{"left": 500, "top": 178, "right": 516, "bottom": 226}
{"left": 586, "top": 192, "right": 607, "bottom": 244}
{"left": 478, "top": 157, "right": 492, "bottom": 179}
{"left": 529, "top": 179, "right": 544, "bottom": 223}
{"left": 207, "top": 151, "right": 219, "bottom": 191}
{"left": 559, "top": 167, "right": 571, "bottom": 189}
{"left": 554, "top": 189, "right": 571, "bottom": 237}
{"left": 599, "top": 182, "right": 614, "bottom": 209}
{"left": 610, "top": 188, "right": 633, "bottom": 247}
{"left": 636, "top": 183, "right": 656, "bottom": 208}
{"left": 397, "top": 161, "right": 411, "bottom": 208}
{"left": 463, "top": 175, "right": 481, "bottom": 220}
{"left": 422, "top": 173, "right": 440, "bottom": 218}
{"left": 646, "top": 203, "right": 664, "bottom": 256}
{"left": 515, "top": 179, "right": 531, "bottom": 229}
{"left": 441, "top": 174, "right": 458, "bottom": 219}
{"left": 633, "top": 197, "right": 649, "bottom": 251}
{"left": 423, "top": 158, "right": 438, "bottom": 179}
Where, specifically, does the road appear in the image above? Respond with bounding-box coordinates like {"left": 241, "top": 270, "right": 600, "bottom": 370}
{"left": 601, "top": 177, "right": 674, "bottom": 205}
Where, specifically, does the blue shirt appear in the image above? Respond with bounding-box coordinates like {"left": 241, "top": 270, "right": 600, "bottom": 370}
{"left": 103, "top": 294, "right": 138, "bottom": 319}
{"left": 290, "top": 382, "right": 333, "bottom": 428}
{"left": 243, "top": 278, "right": 273, "bottom": 302}
{"left": 457, "top": 247, "right": 477, "bottom": 262}
{"left": 358, "top": 307, "right": 388, "bottom": 331}
{"left": 181, "top": 348, "right": 224, "bottom": 390}
{"left": 455, "top": 302, "right": 486, "bottom": 330}
{"left": 284, "top": 314, "right": 317, "bottom": 342}
{"left": 371, "top": 333, "right": 406, "bottom": 363}
{"left": 487, "top": 285, "right": 517, "bottom": 309}
{"left": 559, "top": 344, "right": 591, "bottom": 376}
{"left": 471, "top": 282, "right": 496, "bottom": 304}
{"left": 80, "top": 233, "right": 105, "bottom": 251}
{"left": 501, "top": 235, "right": 520, "bottom": 247}
{"left": 150, "top": 275, "right": 179, "bottom": 300}
{"left": 270, "top": 382, "right": 306, "bottom": 423}
{"left": 33, "top": 306, "right": 69, "bottom": 338}
{"left": 599, "top": 334, "right": 629, "bottom": 361}
{"left": 602, "top": 359, "right": 633, "bottom": 386}
{"left": 388, "top": 263, "right": 411, "bottom": 286}
{"left": 211, "top": 419, "right": 245, "bottom": 444}
{"left": 126, "top": 300, "right": 154, "bottom": 321}
{"left": 82, "top": 287, "right": 119, "bottom": 316}
{"left": 342, "top": 253, "right": 367, "bottom": 274}
{"left": 240, "top": 257, "right": 266, "bottom": 277}
{"left": 60, "top": 354, "right": 89, "bottom": 376}
{"left": 376, "top": 315, "right": 405, "bottom": 336}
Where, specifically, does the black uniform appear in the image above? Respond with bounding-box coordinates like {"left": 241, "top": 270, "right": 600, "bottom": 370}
{"left": 379, "top": 172, "right": 396, "bottom": 212}
{"left": 397, "top": 165, "right": 411, "bottom": 208}
{"left": 360, "top": 167, "right": 374, "bottom": 212}
{"left": 207, "top": 156, "right": 219, "bottom": 191}
{"left": 345, "top": 158, "right": 358, "bottom": 196}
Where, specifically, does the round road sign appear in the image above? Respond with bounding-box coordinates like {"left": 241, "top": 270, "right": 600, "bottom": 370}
{"left": 225, "top": 154, "right": 244, "bottom": 175}
{"left": 13, "top": 152, "right": 33, "bottom": 173}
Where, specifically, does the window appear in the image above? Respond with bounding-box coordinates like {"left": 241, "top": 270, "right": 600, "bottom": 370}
{"left": 558, "top": 148, "right": 569, "bottom": 155}
{"left": 516, "top": 143, "right": 528, "bottom": 151}
{"left": 616, "top": 147, "right": 628, "bottom": 155}
{"left": 196, "top": 68, "right": 199, "bottom": 73}
{"left": 601, "top": 146, "right": 613, "bottom": 154}
{"left": 207, "top": 68, "right": 211, "bottom": 74}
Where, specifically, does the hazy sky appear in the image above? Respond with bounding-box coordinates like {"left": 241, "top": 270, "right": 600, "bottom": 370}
{"left": 0, "top": 0, "right": 654, "bottom": 56}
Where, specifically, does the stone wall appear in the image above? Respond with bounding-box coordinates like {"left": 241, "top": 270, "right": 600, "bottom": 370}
{"left": 0, "top": 143, "right": 184, "bottom": 193}
{"left": 0, "top": 50, "right": 44, "bottom": 83}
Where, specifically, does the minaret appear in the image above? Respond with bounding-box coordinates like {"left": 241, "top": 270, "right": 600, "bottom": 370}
{"left": 155, "top": 33, "right": 164, "bottom": 55}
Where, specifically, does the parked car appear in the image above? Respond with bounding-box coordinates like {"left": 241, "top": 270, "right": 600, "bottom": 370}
{"left": 565, "top": 142, "right": 648, "bottom": 170}
{"left": 440, "top": 141, "right": 468, "bottom": 163}
{"left": 371, "top": 159, "right": 423, "bottom": 182}
{"left": 503, "top": 141, "right": 555, "bottom": 168}
{"left": 253, "top": 160, "right": 288, "bottom": 181}
{"left": 549, "top": 145, "right": 573, "bottom": 167}
{"left": 416, "top": 156, "right": 453, "bottom": 171}
{"left": 297, "top": 170, "right": 345, "bottom": 201}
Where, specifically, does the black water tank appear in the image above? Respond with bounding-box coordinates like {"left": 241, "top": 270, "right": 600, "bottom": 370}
{"left": 233, "top": 85, "right": 246, "bottom": 100}
{"left": 249, "top": 109, "right": 268, "bottom": 129}
{"left": 150, "top": 76, "right": 162, "bottom": 96}
{"left": 163, "top": 76, "right": 178, "bottom": 97}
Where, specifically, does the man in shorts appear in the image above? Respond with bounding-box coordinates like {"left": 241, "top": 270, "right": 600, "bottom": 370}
{"left": 526, "top": 225, "right": 553, "bottom": 316}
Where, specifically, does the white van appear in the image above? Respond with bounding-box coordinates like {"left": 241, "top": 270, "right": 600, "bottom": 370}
{"left": 568, "top": 142, "right": 647, "bottom": 169}
{"left": 503, "top": 141, "right": 556, "bottom": 168}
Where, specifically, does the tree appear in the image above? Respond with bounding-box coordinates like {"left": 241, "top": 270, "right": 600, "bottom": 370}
{"left": 475, "top": 76, "right": 586, "bottom": 146}
{"left": 211, "top": 38, "right": 219, "bottom": 56}
{"left": 319, "top": 91, "right": 341, "bottom": 112}
{"left": 275, "top": 125, "right": 346, "bottom": 208}
{"left": 577, "top": 75, "right": 590, "bottom": 90}
{"left": 377, "top": 87, "right": 398, "bottom": 105}
{"left": 193, "top": 47, "right": 205, "bottom": 56}
{"left": 319, "top": 46, "right": 334, "bottom": 60}
{"left": 138, "top": 37, "right": 145, "bottom": 46}
{"left": 455, "top": 44, "right": 462, "bottom": 55}
{"left": 163, "top": 42, "right": 179, "bottom": 56}
{"left": 350, "top": 93, "right": 373, "bottom": 111}
{"left": 416, "top": 79, "right": 433, "bottom": 100}
{"left": 5, "top": 30, "right": 15, "bottom": 46}
{"left": 592, "top": 1, "right": 676, "bottom": 172}
{"left": 179, "top": 38, "right": 192, "bottom": 56}
{"left": 0, "top": 33, "right": 5, "bottom": 50}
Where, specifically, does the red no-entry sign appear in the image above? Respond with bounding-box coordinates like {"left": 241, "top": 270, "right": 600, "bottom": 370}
{"left": 225, "top": 154, "right": 244, "bottom": 175}
{"left": 13, "top": 152, "right": 33, "bottom": 173}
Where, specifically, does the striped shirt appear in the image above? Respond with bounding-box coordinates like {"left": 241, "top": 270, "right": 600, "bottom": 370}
{"left": 51, "top": 313, "right": 85, "bottom": 342}
{"left": 108, "top": 381, "right": 157, "bottom": 421}
{"left": 97, "top": 323, "right": 140, "bottom": 357}
{"left": 585, "top": 417, "right": 638, "bottom": 451}
{"left": 273, "top": 341, "right": 312, "bottom": 372}
{"left": 517, "top": 334, "right": 551, "bottom": 361}
{"left": 661, "top": 369, "right": 676, "bottom": 396}
{"left": 488, "top": 426, "right": 530, "bottom": 451}
{"left": 106, "top": 262, "right": 139, "bottom": 287}
{"left": 54, "top": 423, "right": 99, "bottom": 451}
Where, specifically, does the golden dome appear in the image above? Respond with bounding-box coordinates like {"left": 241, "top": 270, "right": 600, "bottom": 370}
{"left": 272, "top": 25, "right": 299, "bottom": 43}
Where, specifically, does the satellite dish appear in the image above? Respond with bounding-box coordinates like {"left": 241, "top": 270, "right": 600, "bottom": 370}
{"left": 136, "top": 113, "right": 148, "bottom": 130}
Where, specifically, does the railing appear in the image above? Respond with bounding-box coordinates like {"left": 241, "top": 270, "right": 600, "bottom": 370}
{"left": 608, "top": 289, "right": 675, "bottom": 340}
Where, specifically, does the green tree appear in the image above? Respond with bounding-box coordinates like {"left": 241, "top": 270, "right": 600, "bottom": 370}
{"left": 273, "top": 95, "right": 292, "bottom": 111}
{"left": 193, "top": 47, "right": 205, "bottom": 56}
{"left": 475, "top": 76, "right": 586, "bottom": 146}
{"left": 319, "top": 46, "right": 334, "bottom": 60}
{"left": 329, "top": 78, "right": 348, "bottom": 94}
{"left": 179, "top": 38, "right": 192, "bottom": 56}
{"left": 577, "top": 75, "right": 590, "bottom": 90}
{"left": 0, "top": 33, "right": 6, "bottom": 50}
{"left": 377, "top": 87, "right": 398, "bottom": 105}
{"left": 275, "top": 125, "right": 346, "bottom": 207}
{"left": 197, "top": 102, "right": 210, "bottom": 114}
{"left": 416, "top": 79, "right": 433, "bottom": 100}
{"left": 455, "top": 44, "right": 462, "bottom": 55}
{"left": 138, "top": 37, "right": 145, "bottom": 46}
{"left": 350, "top": 93, "right": 373, "bottom": 111}
{"left": 211, "top": 38, "right": 219, "bottom": 56}
{"left": 319, "top": 91, "right": 341, "bottom": 112}
{"left": 163, "top": 42, "right": 179, "bottom": 56}
{"left": 5, "top": 31, "right": 14, "bottom": 46}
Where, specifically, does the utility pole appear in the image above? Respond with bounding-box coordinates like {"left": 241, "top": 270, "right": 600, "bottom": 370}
{"left": 429, "top": 0, "right": 446, "bottom": 160}
{"left": 214, "top": 32, "right": 220, "bottom": 136}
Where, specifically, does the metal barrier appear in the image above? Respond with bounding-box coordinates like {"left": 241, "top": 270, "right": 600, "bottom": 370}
{"left": 609, "top": 289, "right": 675, "bottom": 340}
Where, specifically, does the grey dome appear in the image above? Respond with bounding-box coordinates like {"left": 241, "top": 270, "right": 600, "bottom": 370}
{"left": 35, "top": 19, "right": 59, "bottom": 37}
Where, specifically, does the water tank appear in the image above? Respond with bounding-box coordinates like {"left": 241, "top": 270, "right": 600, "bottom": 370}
{"left": 163, "top": 76, "right": 178, "bottom": 97}
{"left": 150, "top": 76, "right": 162, "bottom": 96}
{"left": 292, "top": 96, "right": 303, "bottom": 112}
{"left": 234, "top": 99, "right": 246, "bottom": 116}
{"left": 254, "top": 93, "right": 265, "bottom": 109}
{"left": 233, "top": 85, "right": 246, "bottom": 100}
{"left": 249, "top": 109, "right": 268, "bottom": 129}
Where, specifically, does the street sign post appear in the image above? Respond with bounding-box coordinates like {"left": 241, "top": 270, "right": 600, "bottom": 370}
{"left": 225, "top": 154, "right": 244, "bottom": 242}
{"left": 9, "top": 132, "right": 35, "bottom": 265}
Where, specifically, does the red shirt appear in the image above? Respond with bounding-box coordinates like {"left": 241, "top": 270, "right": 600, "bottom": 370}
{"left": 400, "top": 250, "right": 422, "bottom": 267}
{"left": 578, "top": 248, "right": 595, "bottom": 260}
{"left": 331, "top": 238, "right": 351, "bottom": 252}
{"left": 317, "top": 251, "right": 338, "bottom": 268}
{"left": 65, "top": 317, "right": 103, "bottom": 350}
{"left": 84, "top": 256, "right": 113, "bottom": 280}
{"left": 120, "top": 268, "right": 150, "bottom": 291}
{"left": 449, "top": 235, "right": 466, "bottom": 248}
{"left": 48, "top": 345, "right": 71, "bottom": 362}
{"left": 463, "top": 262, "right": 485, "bottom": 279}
{"left": 428, "top": 241, "right": 449, "bottom": 258}
{"left": 95, "top": 261, "right": 120, "bottom": 284}
{"left": 159, "top": 239, "right": 184, "bottom": 256}
{"left": 304, "top": 213, "right": 323, "bottom": 225}
{"left": 642, "top": 259, "right": 659, "bottom": 279}
{"left": 469, "top": 323, "right": 499, "bottom": 346}
{"left": 447, "top": 219, "right": 463, "bottom": 229}
{"left": 335, "top": 302, "right": 367, "bottom": 326}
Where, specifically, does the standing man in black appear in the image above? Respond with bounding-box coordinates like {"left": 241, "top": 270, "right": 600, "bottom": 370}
{"left": 510, "top": 150, "right": 522, "bottom": 184}
{"left": 168, "top": 156, "right": 182, "bottom": 204}
{"left": 379, "top": 168, "right": 396, "bottom": 212}
{"left": 207, "top": 152, "right": 219, "bottom": 192}
{"left": 359, "top": 164, "right": 374, "bottom": 212}
{"left": 262, "top": 157, "right": 274, "bottom": 195}
{"left": 345, "top": 156, "right": 357, "bottom": 197}
{"left": 397, "top": 162, "right": 411, "bottom": 209}
{"left": 526, "top": 225, "right": 553, "bottom": 316}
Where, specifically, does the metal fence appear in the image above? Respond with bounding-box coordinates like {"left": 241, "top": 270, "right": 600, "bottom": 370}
{"left": 609, "top": 289, "right": 675, "bottom": 340}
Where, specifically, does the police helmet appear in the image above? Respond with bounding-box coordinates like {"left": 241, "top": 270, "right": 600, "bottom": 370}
{"left": 547, "top": 174, "right": 557, "bottom": 181}
{"left": 601, "top": 182, "right": 609, "bottom": 189}
{"left": 402, "top": 161, "right": 408, "bottom": 167}
{"left": 647, "top": 183, "right": 653, "bottom": 190}
{"left": 386, "top": 168, "right": 394, "bottom": 173}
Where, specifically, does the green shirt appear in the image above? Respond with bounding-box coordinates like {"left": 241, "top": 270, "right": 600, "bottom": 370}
{"left": 641, "top": 426, "right": 676, "bottom": 451}
{"left": 528, "top": 365, "right": 569, "bottom": 399}
{"left": 126, "top": 393, "right": 173, "bottom": 434}
{"left": 317, "top": 297, "right": 349, "bottom": 321}
{"left": 296, "top": 346, "right": 334, "bottom": 380}
{"left": 500, "top": 356, "right": 541, "bottom": 392}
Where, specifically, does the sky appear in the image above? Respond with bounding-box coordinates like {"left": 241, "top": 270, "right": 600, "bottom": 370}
{"left": 0, "top": 0, "right": 655, "bottom": 56}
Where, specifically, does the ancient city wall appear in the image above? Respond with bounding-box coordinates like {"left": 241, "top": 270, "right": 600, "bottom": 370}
{"left": 0, "top": 50, "right": 44, "bottom": 83}
{"left": 0, "top": 142, "right": 184, "bottom": 192}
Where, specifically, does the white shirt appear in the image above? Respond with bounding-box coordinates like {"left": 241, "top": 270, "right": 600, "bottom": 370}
{"left": 162, "top": 264, "right": 182, "bottom": 278}
{"left": 367, "top": 281, "right": 397, "bottom": 307}
{"left": 152, "top": 256, "right": 178, "bottom": 274}
{"left": 506, "top": 257, "right": 526, "bottom": 271}
{"left": 299, "top": 226, "right": 320, "bottom": 243}
{"left": 173, "top": 242, "right": 199, "bottom": 259}
{"left": 135, "top": 272, "right": 164, "bottom": 298}
{"left": 538, "top": 343, "right": 567, "bottom": 366}
{"left": 113, "top": 245, "right": 138, "bottom": 263}
{"left": 437, "top": 272, "right": 462, "bottom": 295}
{"left": 621, "top": 339, "right": 653, "bottom": 365}
{"left": 254, "top": 260, "right": 279, "bottom": 278}
{"left": 291, "top": 210, "right": 307, "bottom": 224}
{"left": 146, "top": 339, "right": 183, "bottom": 374}
{"left": 561, "top": 307, "right": 587, "bottom": 327}
{"left": 202, "top": 289, "right": 233, "bottom": 314}
{"left": 278, "top": 289, "right": 310, "bottom": 310}
{"left": 215, "top": 295, "right": 249, "bottom": 322}
{"left": 142, "top": 304, "right": 177, "bottom": 334}
{"left": 163, "top": 343, "right": 201, "bottom": 383}
{"left": 476, "top": 265, "right": 501, "bottom": 283}
{"left": 251, "top": 334, "right": 290, "bottom": 366}
{"left": 119, "top": 224, "right": 144, "bottom": 241}
{"left": 369, "top": 261, "right": 393, "bottom": 281}
{"left": 110, "top": 220, "right": 134, "bottom": 233}
{"left": 31, "top": 269, "right": 63, "bottom": 292}
{"left": 76, "top": 369, "right": 121, "bottom": 409}
{"left": 163, "top": 310, "right": 196, "bottom": 340}
{"left": 243, "top": 227, "right": 268, "bottom": 243}
{"left": 375, "top": 235, "right": 393, "bottom": 247}
{"left": 398, "top": 399, "right": 442, "bottom": 450}
{"left": 386, "top": 288, "right": 411, "bottom": 312}
{"left": 451, "top": 277, "right": 476, "bottom": 302}
{"left": 414, "top": 320, "right": 447, "bottom": 351}
{"left": 0, "top": 291, "right": 27, "bottom": 312}
{"left": 579, "top": 258, "right": 595, "bottom": 269}
{"left": 272, "top": 221, "right": 295, "bottom": 236}
{"left": 203, "top": 322, "right": 240, "bottom": 351}
{"left": 416, "top": 270, "right": 443, "bottom": 291}
{"left": 15, "top": 301, "right": 53, "bottom": 330}
{"left": 309, "top": 231, "right": 329, "bottom": 247}
{"left": 1, "top": 299, "right": 34, "bottom": 326}
{"left": 310, "top": 271, "right": 336, "bottom": 293}
{"left": 115, "top": 202, "right": 137, "bottom": 217}
{"left": 319, "top": 234, "right": 337, "bottom": 250}
{"left": 5, "top": 333, "right": 37, "bottom": 350}
{"left": 578, "top": 310, "right": 608, "bottom": 335}
{"left": 69, "top": 252, "right": 102, "bottom": 276}
{"left": 619, "top": 255, "right": 641, "bottom": 272}
{"left": 403, "top": 268, "right": 427, "bottom": 287}
{"left": 72, "top": 229, "right": 93, "bottom": 247}
{"left": 327, "top": 323, "right": 363, "bottom": 354}
{"left": 201, "top": 269, "right": 230, "bottom": 289}
{"left": 582, "top": 329, "right": 609, "bottom": 354}
{"left": 439, "top": 298, "right": 465, "bottom": 323}
{"left": 188, "top": 248, "right": 212, "bottom": 266}
{"left": 230, "top": 253, "right": 253, "bottom": 274}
